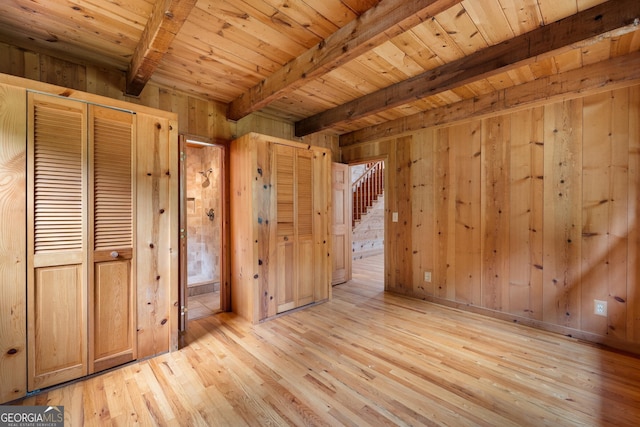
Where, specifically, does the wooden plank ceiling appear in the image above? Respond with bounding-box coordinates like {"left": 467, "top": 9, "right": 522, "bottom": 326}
{"left": 1, "top": 0, "right": 639, "bottom": 139}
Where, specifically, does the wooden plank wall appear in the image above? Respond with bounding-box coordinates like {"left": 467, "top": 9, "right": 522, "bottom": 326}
{"left": 229, "top": 135, "right": 253, "bottom": 321}
{"left": 342, "top": 85, "right": 640, "bottom": 351}
{"left": 0, "top": 84, "right": 27, "bottom": 403}
{"left": 136, "top": 113, "right": 179, "bottom": 357}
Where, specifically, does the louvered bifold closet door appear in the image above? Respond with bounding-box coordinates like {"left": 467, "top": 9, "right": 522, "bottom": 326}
{"left": 275, "top": 144, "right": 315, "bottom": 313}
{"left": 275, "top": 144, "right": 296, "bottom": 313}
{"left": 89, "top": 105, "right": 136, "bottom": 373}
{"left": 27, "top": 93, "right": 88, "bottom": 391}
{"left": 296, "top": 150, "right": 314, "bottom": 307}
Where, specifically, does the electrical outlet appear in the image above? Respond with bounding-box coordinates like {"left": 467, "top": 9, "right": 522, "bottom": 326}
{"left": 392, "top": 212, "right": 398, "bottom": 222}
{"left": 594, "top": 299, "right": 607, "bottom": 317}
{"left": 424, "top": 271, "right": 431, "bottom": 282}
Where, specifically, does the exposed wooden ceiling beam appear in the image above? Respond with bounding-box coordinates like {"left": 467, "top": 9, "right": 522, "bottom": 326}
{"left": 126, "top": 0, "right": 197, "bottom": 97}
{"left": 339, "top": 50, "right": 640, "bottom": 146}
{"left": 227, "top": 0, "right": 462, "bottom": 121}
{"left": 296, "top": 0, "right": 640, "bottom": 137}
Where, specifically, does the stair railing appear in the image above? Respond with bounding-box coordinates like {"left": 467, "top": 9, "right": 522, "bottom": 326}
{"left": 352, "top": 161, "right": 384, "bottom": 227}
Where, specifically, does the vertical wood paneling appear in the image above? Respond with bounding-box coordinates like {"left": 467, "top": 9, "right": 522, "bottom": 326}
{"left": 136, "top": 113, "right": 175, "bottom": 358}
{"left": 230, "top": 134, "right": 256, "bottom": 321}
{"left": 628, "top": 85, "right": 640, "bottom": 342}
{"left": 304, "top": 133, "right": 340, "bottom": 162}
{"left": 509, "top": 107, "right": 544, "bottom": 320}
{"left": 39, "top": 56, "right": 87, "bottom": 92}
{"left": 342, "top": 84, "right": 640, "bottom": 350}
{"left": 608, "top": 88, "right": 631, "bottom": 340}
{"left": 434, "top": 128, "right": 455, "bottom": 300}
{"left": 452, "top": 122, "right": 482, "bottom": 305}
{"left": 0, "top": 84, "right": 27, "bottom": 403}
{"left": 236, "top": 112, "right": 297, "bottom": 142}
{"left": 393, "top": 136, "right": 413, "bottom": 294}
{"left": 385, "top": 139, "right": 397, "bottom": 291}
{"left": 257, "top": 136, "right": 276, "bottom": 319}
{"left": 582, "top": 91, "right": 612, "bottom": 336}
{"left": 187, "top": 97, "right": 209, "bottom": 137}
{"left": 86, "top": 67, "right": 126, "bottom": 101}
{"left": 542, "top": 99, "right": 583, "bottom": 329}
{"left": 313, "top": 149, "right": 331, "bottom": 302}
{"left": 0, "top": 44, "right": 26, "bottom": 77}
{"left": 481, "top": 116, "right": 510, "bottom": 311}
{"left": 581, "top": 90, "right": 629, "bottom": 339}
{"left": 411, "top": 129, "right": 435, "bottom": 297}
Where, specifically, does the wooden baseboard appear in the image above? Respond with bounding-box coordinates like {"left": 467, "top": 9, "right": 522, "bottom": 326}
{"left": 389, "top": 289, "right": 640, "bottom": 357}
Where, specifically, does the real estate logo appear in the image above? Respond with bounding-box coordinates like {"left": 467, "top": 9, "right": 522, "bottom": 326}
{"left": 0, "top": 406, "right": 64, "bottom": 427}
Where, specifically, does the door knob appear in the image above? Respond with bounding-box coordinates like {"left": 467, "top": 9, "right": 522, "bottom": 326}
{"left": 110, "top": 251, "right": 119, "bottom": 258}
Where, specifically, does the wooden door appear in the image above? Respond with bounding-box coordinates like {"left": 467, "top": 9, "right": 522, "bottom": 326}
{"left": 276, "top": 144, "right": 296, "bottom": 312}
{"left": 88, "top": 105, "right": 136, "bottom": 373}
{"left": 296, "top": 150, "right": 314, "bottom": 306}
{"left": 28, "top": 93, "right": 88, "bottom": 390}
{"left": 331, "top": 163, "right": 352, "bottom": 285}
{"left": 275, "top": 145, "right": 314, "bottom": 313}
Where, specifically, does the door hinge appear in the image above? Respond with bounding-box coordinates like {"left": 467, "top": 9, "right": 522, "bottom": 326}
{"left": 181, "top": 306, "right": 188, "bottom": 315}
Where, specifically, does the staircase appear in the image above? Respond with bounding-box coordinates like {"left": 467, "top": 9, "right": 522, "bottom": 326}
{"left": 352, "top": 161, "right": 384, "bottom": 227}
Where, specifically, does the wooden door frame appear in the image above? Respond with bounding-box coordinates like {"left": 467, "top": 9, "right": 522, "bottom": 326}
{"left": 178, "top": 135, "right": 231, "bottom": 336}
{"left": 347, "top": 157, "right": 387, "bottom": 288}
{"left": 178, "top": 136, "right": 187, "bottom": 332}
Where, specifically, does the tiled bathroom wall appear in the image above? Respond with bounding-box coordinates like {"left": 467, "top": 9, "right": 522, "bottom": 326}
{"left": 186, "top": 145, "right": 222, "bottom": 289}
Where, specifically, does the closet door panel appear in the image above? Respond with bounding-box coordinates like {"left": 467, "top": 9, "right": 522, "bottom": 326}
{"left": 28, "top": 93, "right": 88, "bottom": 390}
{"left": 276, "top": 145, "right": 295, "bottom": 236}
{"left": 296, "top": 151, "right": 313, "bottom": 237}
{"left": 297, "top": 238, "right": 314, "bottom": 307}
{"left": 276, "top": 144, "right": 296, "bottom": 313}
{"left": 31, "top": 265, "right": 85, "bottom": 389}
{"left": 296, "top": 150, "right": 314, "bottom": 307}
{"left": 89, "top": 105, "right": 135, "bottom": 373}
{"left": 276, "top": 239, "right": 295, "bottom": 313}
{"left": 93, "top": 260, "right": 134, "bottom": 372}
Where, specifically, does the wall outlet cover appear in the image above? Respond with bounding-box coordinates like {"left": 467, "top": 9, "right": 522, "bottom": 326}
{"left": 594, "top": 299, "right": 607, "bottom": 317}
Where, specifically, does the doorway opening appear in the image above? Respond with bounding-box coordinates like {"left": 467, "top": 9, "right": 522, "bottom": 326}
{"left": 182, "top": 139, "right": 223, "bottom": 321}
{"left": 349, "top": 160, "right": 385, "bottom": 290}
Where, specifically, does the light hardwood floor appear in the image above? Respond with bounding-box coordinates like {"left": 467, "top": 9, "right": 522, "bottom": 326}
{"left": 188, "top": 291, "right": 221, "bottom": 320}
{"left": 13, "top": 254, "right": 640, "bottom": 426}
